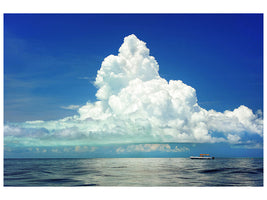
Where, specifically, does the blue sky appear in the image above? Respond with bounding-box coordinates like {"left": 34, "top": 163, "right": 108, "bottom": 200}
{"left": 4, "top": 14, "right": 263, "bottom": 158}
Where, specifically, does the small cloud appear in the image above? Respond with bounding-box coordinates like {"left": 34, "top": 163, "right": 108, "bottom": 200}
{"left": 5, "top": 147, "right": 12, "bottom": 152}
{"left": 74, "top": 146, "right": 97, "bottom": 152}
{"left": 78, "top": 76, "right": 92, "bottom": 80}
{"left": 25, "top": 120, "right": 45, "bottom": 124}
{"left": 61, "top": 105, "right": 80, "bottom": 110}
{"left": 173, "top": 146, "right": 190, "bottom": 152}
{"left": 116, "top": 147, "right": 125, "bottom": 153}
{"left": 227, "top": 134, "right": 241, "bottom": 144}
{"left": 51, "top": 149, "right": 59, "bottom": 153}
{"left": 242, "top": 143, "right": 263, "bottom": 149}
{"left": 75, "top": 146, "right": 81, "bottom": 152}
{"left": 89, "top": 147, "right": 98, "bottom": 152}
{"left": 63, "top": 147, "right": 71, "bottom": 152}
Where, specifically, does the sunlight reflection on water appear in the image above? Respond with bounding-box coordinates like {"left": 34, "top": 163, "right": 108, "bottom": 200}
{"left": 4, "top": 158, "right": 263, "bottom": 186}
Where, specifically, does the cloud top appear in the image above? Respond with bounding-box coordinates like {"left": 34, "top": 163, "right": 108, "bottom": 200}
{"left": 95, "top": 34, "right": 160, "bottom": 101}
{"left": 4, "top": 34, "right": 263, "bottom": 148}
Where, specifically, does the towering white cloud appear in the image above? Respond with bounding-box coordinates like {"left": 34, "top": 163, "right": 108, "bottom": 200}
{"left": 4, "top": 34, "right": 263, "bottom": 147}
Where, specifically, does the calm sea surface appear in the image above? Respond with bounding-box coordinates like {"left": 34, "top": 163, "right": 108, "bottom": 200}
{"left": 4, "top": 158, "right": 263, "bottom": 186}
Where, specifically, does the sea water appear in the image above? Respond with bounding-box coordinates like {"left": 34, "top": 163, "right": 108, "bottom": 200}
{"left": 4, "top": 158, "right": 263, "bottom": 186}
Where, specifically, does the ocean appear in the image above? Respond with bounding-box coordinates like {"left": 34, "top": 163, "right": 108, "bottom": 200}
{"left": 4, "top": 158, "right": 263, "bottom": 186}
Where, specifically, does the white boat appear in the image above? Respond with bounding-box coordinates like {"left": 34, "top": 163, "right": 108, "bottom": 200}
{"left": 190, "top": 154, "right": 214, "bottom": 160}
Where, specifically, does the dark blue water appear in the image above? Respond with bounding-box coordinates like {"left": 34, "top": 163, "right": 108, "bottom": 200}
{"left": 4, "top": 158, "right": 263, "bottom": 186}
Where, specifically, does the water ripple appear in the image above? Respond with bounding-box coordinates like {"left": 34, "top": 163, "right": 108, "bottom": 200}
{"left": 4, "top": 158, "right": 263, "bottom": 186}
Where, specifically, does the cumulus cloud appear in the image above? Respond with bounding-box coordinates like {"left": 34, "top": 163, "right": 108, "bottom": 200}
{"left": 74, "top": 146, "right": 97, "bottom": 152}
{"left": 4, "top": 34, "right": 263, "bottom": 147}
